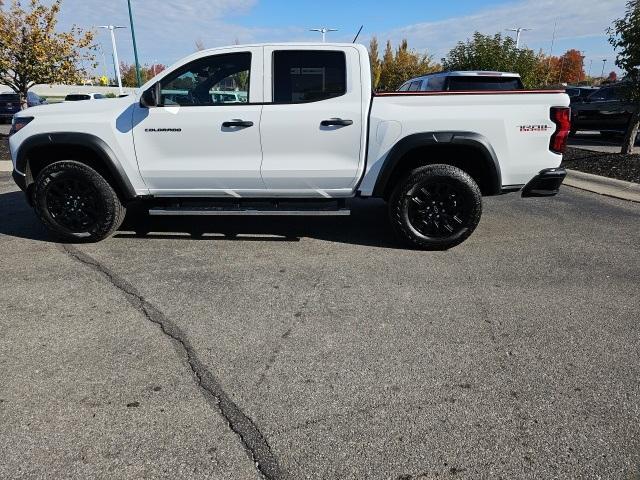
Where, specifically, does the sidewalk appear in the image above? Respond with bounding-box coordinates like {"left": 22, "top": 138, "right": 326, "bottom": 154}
{"left": 0, "top": 160, "right": 11, "bottom": 172}
{"left": 565, "top": 169, "right": 640, "bottom": 203}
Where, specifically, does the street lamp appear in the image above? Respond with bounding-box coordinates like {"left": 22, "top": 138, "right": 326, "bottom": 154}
{"left": 601, "top": 59, "right": 607, "bottom": 80}
{"left": 506, "top": 27, "right": 531, "bottom": 49}
{"left": 310, "top": 27, "right": 338, "bottom": 43}
{"left": 98, "top": 25, "right": 126, "bottom": 94}
{"left": 127, "top": 0, "right": 142, "bottom": 87}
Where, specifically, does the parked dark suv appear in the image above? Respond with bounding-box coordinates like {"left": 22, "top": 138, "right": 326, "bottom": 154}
{"left": 0, "top": 91, "right": 47, "bottom": 123}
{"left": 571, "top": 85, "right": 632, "bottom": 136}
{"left": 565, "top": 86, "right": 598, "bottom": 105}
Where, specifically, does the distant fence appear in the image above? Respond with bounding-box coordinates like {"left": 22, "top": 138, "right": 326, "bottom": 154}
{"left": 0, "top": 84, "right": 137, "bottom": 97}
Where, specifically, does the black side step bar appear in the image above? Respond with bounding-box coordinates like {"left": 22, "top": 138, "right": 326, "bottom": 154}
{"left": 148, "top": 199, "right": 350, "bottom": 217}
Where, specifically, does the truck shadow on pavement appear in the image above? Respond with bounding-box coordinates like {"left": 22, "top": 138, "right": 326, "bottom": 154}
{"left": 0, "top": 190, "right": 404, "bottom": 249}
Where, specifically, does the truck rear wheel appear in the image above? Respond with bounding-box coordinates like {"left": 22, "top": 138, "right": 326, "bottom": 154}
{"left": 33, "top": 160, "right": 126, "bottom": 242}
{"left": 389, "top": 164, "right": 482, "bottom": 250}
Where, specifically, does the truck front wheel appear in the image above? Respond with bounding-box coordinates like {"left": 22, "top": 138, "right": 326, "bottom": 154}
{"left": 389, "top": 164, "right": 482, "bottom": 250}
{"left": 33, "top": 160, "right": 127, "bottom": 242}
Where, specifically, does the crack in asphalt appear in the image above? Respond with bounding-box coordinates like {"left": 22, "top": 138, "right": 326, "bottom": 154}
{"left": 255, "top": 267, "right": 327, "bottom": 389}
{"left": 61, "top": 244, "right": 284, "bottom": 480}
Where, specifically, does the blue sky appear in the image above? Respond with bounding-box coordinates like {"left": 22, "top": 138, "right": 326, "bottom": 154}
{"left": 37, "top": 0, "right": 625, "bottom": 76}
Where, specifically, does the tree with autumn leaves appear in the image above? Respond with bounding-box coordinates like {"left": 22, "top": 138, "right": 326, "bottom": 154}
{"left": 369, "top": 37, "right": 440, "bottom": 91}
{"left": 119, "top": 62, "right": 166, "bottom": 87}
{"left": 544, "top": 49, "right": 587, "bottom": 85}
{"left": 0, "top": 0, "right": 96, "bottom": 108}
{"left": 371, "top": 33, "right": 587, "bottom": 92}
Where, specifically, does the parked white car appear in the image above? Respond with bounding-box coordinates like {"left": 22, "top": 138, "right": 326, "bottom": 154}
{"left": 9, "top": 43, "right": 570, "bottom": 249}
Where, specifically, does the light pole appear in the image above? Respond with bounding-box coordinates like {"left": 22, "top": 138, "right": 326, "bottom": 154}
{"left": 506, "top": 27, "right": 531, "bottom": 49}
{"left": 558, "top": 55, "right": 566, "bottom": 84}
{"left": 587, "top": 59, "right": 593, "bottom": 84}
{"left": 98, "top": 25, "right": 126, "bottom": 94}
{"left": 127, "top": 0, "right": 142, "bottom": 87}
{"left": 310, "top": 27, "right": 338, "bottom": 43}
{"left": 601, "top": 59, "right": 607, "bottom": 80}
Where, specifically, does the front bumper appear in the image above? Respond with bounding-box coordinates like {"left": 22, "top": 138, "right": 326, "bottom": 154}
{"left": 521, "top": 168, "right": 566, "bottom": 197}
{"left": 12, "top": 169, "right": 27, "bottom": 192}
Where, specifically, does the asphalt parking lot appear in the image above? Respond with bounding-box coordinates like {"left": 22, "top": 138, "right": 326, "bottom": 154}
{"left": 1, "top": 172, "right": 639, "bottom": 479}
{"left": 568, "top": 131, "right": 635, "bottom": 154}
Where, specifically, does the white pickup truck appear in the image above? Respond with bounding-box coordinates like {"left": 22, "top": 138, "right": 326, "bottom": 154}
{"left": 9, "top": 43, "right": 570, "bottom": 249}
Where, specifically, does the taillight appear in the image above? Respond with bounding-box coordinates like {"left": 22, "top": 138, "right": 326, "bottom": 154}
{"left": 9, "top": 116, "right": 34, "bottom": 136}
{"left": 550, "top": 107, "right": 571, "bottom": 154}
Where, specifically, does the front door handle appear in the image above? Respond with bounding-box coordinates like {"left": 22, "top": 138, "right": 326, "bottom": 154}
{"left": 222, "top": 120, "right": 254, "bottom": 128}
{"left": 321, "top": 118, "right": 354, "bottom": 127}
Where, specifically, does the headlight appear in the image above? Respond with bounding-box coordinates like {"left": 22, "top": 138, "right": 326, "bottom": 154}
{"left": 9, "top": 116, "right": 34, "bottom": 136}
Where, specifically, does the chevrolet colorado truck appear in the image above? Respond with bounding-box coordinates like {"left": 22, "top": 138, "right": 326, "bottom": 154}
{"left": 9, "top": 43, "right": 570, "bottom": 249}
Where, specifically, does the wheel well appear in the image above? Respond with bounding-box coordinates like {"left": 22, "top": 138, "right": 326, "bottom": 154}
{"left": 380, "top": 144, "right": 499, "bottom": 200}
{"left": 24, "top": 144, "right": 127, "bottom": 200}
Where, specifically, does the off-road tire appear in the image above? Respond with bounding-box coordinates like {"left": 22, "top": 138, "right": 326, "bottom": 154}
{"left": 389, "top": 164, "right": 482, "bottom": 250}
{"left": 34, "top": 160, "right": 126, "bottom": 242}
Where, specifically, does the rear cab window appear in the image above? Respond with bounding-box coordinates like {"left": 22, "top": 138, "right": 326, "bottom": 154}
{"left": 272, "top": 50, "right": 346, "bottom": 103}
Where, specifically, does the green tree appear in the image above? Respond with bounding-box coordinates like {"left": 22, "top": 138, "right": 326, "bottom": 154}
{"left": 442, "top": 32, "right": 543, "bottom": 88}
{"left": 369, "top": 36, "right": 382, "bottom": 89}
{"left": 0, "top": 0, "right": 96, "bottom": 108}
{"left": 377, "top": 39, "right": 440, "bottom": 91}
{"left": 609, "top": 0, "right": 640, "bottom": 153}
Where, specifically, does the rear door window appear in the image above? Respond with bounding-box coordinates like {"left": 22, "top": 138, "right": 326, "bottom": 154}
{"left": 426, "top": 76, "right": 445, "bottom": 91}
{"left": 588, "top": 88, "right": 615, "bottom": 101}
{"left": 272, "top": 50, "right": 346, "bottom": 103}
{"left": 408, "top": 80, "right": 422, "bottom": 92}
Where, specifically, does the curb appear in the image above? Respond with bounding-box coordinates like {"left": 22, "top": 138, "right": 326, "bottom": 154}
{"left": 564, "top": 169, "right": 640, "bottom": 203}
{"left": 0, "top": 160, "right": 12, "bottom": 173}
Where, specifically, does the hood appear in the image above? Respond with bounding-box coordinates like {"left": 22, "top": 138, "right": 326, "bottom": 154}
{"left": 18, "top": 94, "right": 138, "bottom": 118}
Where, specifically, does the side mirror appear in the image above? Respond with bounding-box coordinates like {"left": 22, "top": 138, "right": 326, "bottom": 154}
{"left": 140, "top": 83, "right": 160, "bottom": 108}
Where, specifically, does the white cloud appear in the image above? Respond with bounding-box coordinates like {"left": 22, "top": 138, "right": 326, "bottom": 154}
{"left": 45, "top": 0, "right": 624, "bottom": 74}
{"left": 51, "top": 0, "right": 292, "bottom": 66}
{"left": 371, "top": 0, "right": 625, "bottom": 66}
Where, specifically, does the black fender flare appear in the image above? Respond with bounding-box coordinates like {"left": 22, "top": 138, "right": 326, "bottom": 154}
{"left": 16, "top": 132, "right": 137, "bottom": 199}
{"left": 371, "top": 131, "right": 502, "bottom": 197}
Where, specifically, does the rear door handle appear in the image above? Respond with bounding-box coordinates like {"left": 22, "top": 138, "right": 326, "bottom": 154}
{"left": 222, "top": 120, "right": 254, "bottom": 128}
{"left": 321, "top": 118, "right": 354, "bottom": 127}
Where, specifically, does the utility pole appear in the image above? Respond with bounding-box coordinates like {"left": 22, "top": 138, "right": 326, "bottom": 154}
{"left": 545, "top": 20, "right": 557, "bottom": 86}
{"left": 558, "top": 55, "right": 566, "bottom": 84}
{"left": 127, "top": 0, "right": 142, "bottom": 87}
{"left": 587, "top": 59, "right": 593, "bottom": 84}
{"left": 98, "top": 25, "right": 126, "bottom": 94}
{"left": 310, "top": 27, "right": 338, "bottom": 43}
{"left": 506, "top": 27, "right": 531, "bottom": 49}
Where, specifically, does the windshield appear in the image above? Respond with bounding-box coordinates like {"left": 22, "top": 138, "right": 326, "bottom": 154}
{"left": 447, "top": 76, "right": 524, "bottom": 91}
{"left": 0, "top": 94, "right": 20, "bottom": 102}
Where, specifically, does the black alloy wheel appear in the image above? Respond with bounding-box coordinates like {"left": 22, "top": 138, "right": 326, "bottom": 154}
{"left": 45, "top": 175, "right": 103, "bottom": 232}
{"left": 389, "top": 164, "right": 482, "bottom": 250}
{"left": 34, "top": 160, "right": 126, "bottom": 242}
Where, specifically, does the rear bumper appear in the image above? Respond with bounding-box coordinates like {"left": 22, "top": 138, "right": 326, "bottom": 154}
{"left": 522, "top": 168, "right": 566, "bottom": 197}
{"left": 12, "top": 169, "right": 27, "bottom": 192}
